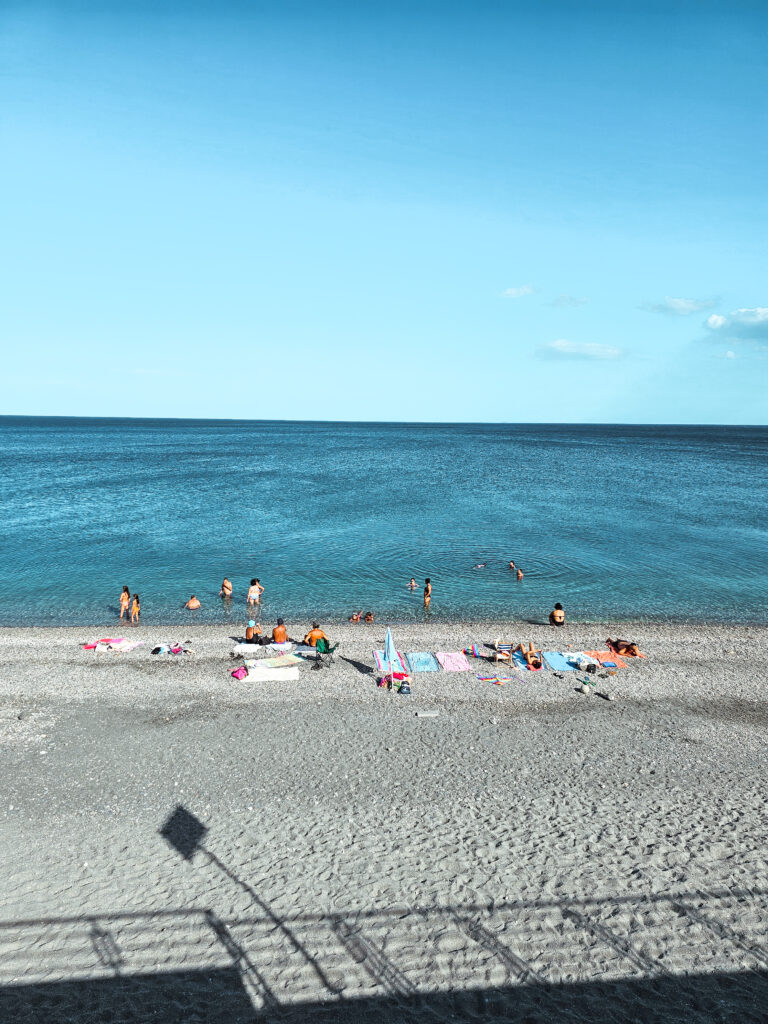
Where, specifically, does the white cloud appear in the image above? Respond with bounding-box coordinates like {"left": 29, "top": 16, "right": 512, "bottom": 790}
{"left": 549, "top": 294, "right": 587, "bottom": 307}
{"left": 501, "top": 285, "right": 534, "bottom": 298}
{"left": 704, "top": 306, "right": 768, "bottom": 344}
{"left": 725, "top": 351, "right": 736, "bottom": 359}
{"left": 642, "top": 296, "right": 715, "bottom": 316}
{"left": 543, "top": 339, "right": 622, "bottom": 360}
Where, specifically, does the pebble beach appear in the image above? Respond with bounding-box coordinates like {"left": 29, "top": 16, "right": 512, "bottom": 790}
{"left": 2, "top": 618, "right": 768, "bottom": 1021}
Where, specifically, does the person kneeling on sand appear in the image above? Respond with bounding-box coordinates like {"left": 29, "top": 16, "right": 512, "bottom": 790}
{"left": 304, "top": 623, "right": 328, "bottom": 647}
{"left": 549, "top": 603, "right": 565, "bottom": 626}
{"left": 185, "top": 595, "right": 201, "bottom": 610}
{"left": 349, "top": 610, "right": 362, "bottom": 623}
{"left": 272, "top": 619, "right": 288, "bottom": 644}
{"left": 606, "top": 637, "right": 641, "bottom": 657}
{"left": 512, "top": 642, "right": 542, "bottom": 669}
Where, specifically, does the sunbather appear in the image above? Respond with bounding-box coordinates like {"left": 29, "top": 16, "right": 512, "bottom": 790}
{"left": 245, "top": 619, "right": 261, "bottom": 642}
{"left": 272, "top": 619, "right": 287, "bottom": 643}
{"left": 606, "top": 638, "right": 640, "bottom": 657}
{"left": 549, "top": 603, "right": 565, "bottom": 626}
{"left": 185, "top": 595, "right": 201, "bottom": 609}
{"left": 304, "top": 623, "right": 329, "bottom": 647}
{"left": 513, "top": 642, "right": 542, "bottom": 669}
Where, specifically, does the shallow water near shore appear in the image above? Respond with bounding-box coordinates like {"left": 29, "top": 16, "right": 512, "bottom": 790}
{"left": 1, "top": 416, "right": 766, "bottom": 627}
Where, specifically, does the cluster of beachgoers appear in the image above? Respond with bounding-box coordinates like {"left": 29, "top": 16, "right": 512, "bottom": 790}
{"left": 117, "top": 565, "right": 533, "bottom": 625}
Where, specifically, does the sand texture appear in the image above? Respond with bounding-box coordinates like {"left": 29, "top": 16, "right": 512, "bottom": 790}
{"left": 2, "top": 619, "right": 768, "bottom": 1022}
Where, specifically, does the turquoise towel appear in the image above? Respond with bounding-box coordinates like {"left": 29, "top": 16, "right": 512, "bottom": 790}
{"left": 543, "top": 651, "right": 575, "bottom": 672}
{"left": 406, "top": 651, "right": 440, "bottom": 672}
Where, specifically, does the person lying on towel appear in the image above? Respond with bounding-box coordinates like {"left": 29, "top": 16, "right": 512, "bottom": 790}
{"left": 512, "top": 642, "right": 542, "bottom": 669}
{"left": 606, "top": 638, "right": 640, "bottom": 657}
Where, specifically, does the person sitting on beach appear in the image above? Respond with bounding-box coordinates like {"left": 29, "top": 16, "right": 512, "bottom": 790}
{"left": 247, "top": 579, "right": 264, "bottom": 606}
{"left": 185, "top": 595, "right": 201, "bottom": 610}
{"left": 131, "top": 593, "right": 140, "bottom": 625}
{"left": 349, "top": 610, "right": 362, "bottom": 623}
{"left": 272, "top": 619, "right": 287, "bottom": 644}
{"left": 119, "top": 585, "right": 130, "bottom": 619}
{"left": 512, "top": 642, "right": 542, "bottom": 669}
{"left": 363, "top": 611, "right": 375, "bottom": 623}
{"left": 549, "top": 603, "right": 565, "bottom": 626}
{"left": 304, "top": 623, "right": 328, "bottom": 647}
{"left": 606, "top": 638, "right": 641, "bottom": 657}
{"left": 408, "top": 578, "right": 417, "bottom": 590}
{"left": 245, "top": 619, "right": 261, "bottom": 643}
{"left": 220, "top": 577, "right": 233, "bottom": 599}
{"left": 516, "top": 568, "right": 524, "bottom": 581}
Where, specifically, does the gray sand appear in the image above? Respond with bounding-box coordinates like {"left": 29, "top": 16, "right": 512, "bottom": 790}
{"left": 2, "top": 619, "right": 768, "bottom": 1022}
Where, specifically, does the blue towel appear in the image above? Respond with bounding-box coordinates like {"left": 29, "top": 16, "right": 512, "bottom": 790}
{"left": 543, "top": 651, "right": 575, "bottom": 672}
{"left": 405, "top": 651, "right": 440, "bottom": 672}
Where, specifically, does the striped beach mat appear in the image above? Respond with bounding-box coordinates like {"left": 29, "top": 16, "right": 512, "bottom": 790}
{"left": 373, "top": 649, "right": 409, "bottom": 674}
{"left": 477, "top": 673, "right": 514, "bottom": 686}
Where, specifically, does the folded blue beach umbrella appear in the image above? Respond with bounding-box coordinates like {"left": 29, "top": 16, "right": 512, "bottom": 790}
{"left": 384, "top": 627, "right": 397, "bottom": 676}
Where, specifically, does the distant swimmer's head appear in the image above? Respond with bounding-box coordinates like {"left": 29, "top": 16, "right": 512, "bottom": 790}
{"left": 248, "top": 620, "right": 255, "bottom": 628}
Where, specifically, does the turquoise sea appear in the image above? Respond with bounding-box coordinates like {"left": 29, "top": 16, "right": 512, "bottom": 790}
{"left": 1, "top": 417, "right": 766, "bottom": 627}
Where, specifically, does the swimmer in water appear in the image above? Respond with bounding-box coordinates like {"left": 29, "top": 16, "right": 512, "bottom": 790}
{"left": 363, "top": 611, "right": 375, "bottom": 623}
{"left": 131, "top": 593, "right": 140, "bottom": 625}
{"left": 349, "top": 610, "right": 362, "bottom": 623}
{"left": 185, "top": 595, "right": 201, "bottom": 610}
{"left": 247, "top": 578, "right": 264, "bottom": 606}
{"left": 424, "top": 578, "right": 432, "bottom": 608}
{"left": 220, "top": 577, "right": 233, "bottom": 599}
{"left": 119, "top": 586, "right": 130, "bottom": 619}
{"left": 474, "top": 563, "right": 487, "bottom": 569}
{"left": 516, "top": 568, "right": 524, "bottom": 581}
{"left": 408, "top": 578, "right": 417, "bottom": 590}
{"left": 508, "top": 561, "right": 516, "bottom": 570}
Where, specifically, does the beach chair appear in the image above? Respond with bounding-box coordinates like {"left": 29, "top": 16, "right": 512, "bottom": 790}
{"left": 313, "top": 637, "right": 339, "bottom": 669}
{"left": 493, "top": 640, "right": 513, "bottom": 664}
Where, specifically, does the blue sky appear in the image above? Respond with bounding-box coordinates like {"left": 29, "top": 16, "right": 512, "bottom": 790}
{"left": 1, "top": 0, "right": 766, "bottom": 423}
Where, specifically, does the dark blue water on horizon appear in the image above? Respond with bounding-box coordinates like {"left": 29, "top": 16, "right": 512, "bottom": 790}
{"left": 1, "top": 417, "right": 766, "bottom": 628}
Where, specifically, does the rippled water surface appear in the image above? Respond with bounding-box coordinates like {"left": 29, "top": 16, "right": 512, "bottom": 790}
{"left": 1, "top": 417, "right": 766, "bottom": 626}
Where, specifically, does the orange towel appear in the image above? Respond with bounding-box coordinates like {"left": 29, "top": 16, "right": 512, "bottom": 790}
{"left": 584, "top": 650, "right": 627, "bottom": 669}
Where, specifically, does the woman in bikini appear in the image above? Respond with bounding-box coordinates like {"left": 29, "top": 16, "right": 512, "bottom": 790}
{"left": 220, "top": 577, "right": 233, "bottom": 599}
{"left": 606, "top": 638, "right": 640, "bottom": 657}
{"left": 131, "top": 593, "right": 141, "bottom": 625}
{"left": 423, "top": 579, "right": 432, "bottom": 608}
{"left": 349, "top": 610, "right": 362, "bottom": 623}
{"left": 512, "top": 642, "right": 542, "bottom": 669}
{"left": 119, "top": 586, "right": 130, "bottom": 619}
{"left": 247, "top": 579, "right": 264, "bottom": 606}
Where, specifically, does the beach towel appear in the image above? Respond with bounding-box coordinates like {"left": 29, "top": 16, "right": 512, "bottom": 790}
{"left": 373, "top": 649, "right": 409, "bottom": 674}
{"left": 245, "top": 653, "right": 304, "bottom": 669}
{"left": 244, "top": 667, "right": 301, "bottom": 682}
{"left": 463, "top": 644, "right": 482, "bottom": 658}
{"left": 584, "top": 650, "right": 627, "bottom": 669}
{"left": 477, "top": 673, "right": 513, "bottom": 686}
{"left": 607, "top": 640, "right": 647, "bottom": 659}
{"left": 512, "top": 650, "right": 543, "bottom": 672}
{"left": 405, "top": 652, "right": 440, "bottom": 673}
{"left": 436, "top": 651, "right": 471, "bottom": 672}
{"left": 269, "top": 641, "right": 294, "bottom": 653}
{"left": 542, "top": 651, "right": 576, "bottom": 672}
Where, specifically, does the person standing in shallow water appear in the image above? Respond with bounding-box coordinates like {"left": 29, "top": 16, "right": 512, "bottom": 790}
{"left": 423, "top": 578, "right": 432, "bottom": 609}
{"left": 130, "top": 593, "right": 140, "bottom": 625}
{"left": 119, "top": 586, "right": 130, "bottom": 619}
{"left": 247, "top": 579, "right": 264, "bottom": 606}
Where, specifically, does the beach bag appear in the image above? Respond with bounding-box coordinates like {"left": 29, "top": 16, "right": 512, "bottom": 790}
{"left": 231, "top": 666, "right": 248, "bottom": 680}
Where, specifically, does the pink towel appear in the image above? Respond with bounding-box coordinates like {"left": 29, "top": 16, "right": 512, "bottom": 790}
{"left": 436, "top": 651, "right": 471, "bottom": 672}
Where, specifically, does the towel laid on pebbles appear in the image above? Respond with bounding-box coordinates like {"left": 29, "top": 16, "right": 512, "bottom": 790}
{"left": 543, "top": 651, "right": 575, "bottom": 672}
{"left": 83, "top": 638, "right": 143, "bottom": 653}
{"left": 584, "top": 650, "right": 627, "bottom": 668}
{"left": 436, "top": 651, "right": 471, "bottom": 672}
{"left": 242, "top": 666, "right": 300, "bottom": 681}
{"left": 406, "top": 652, "right": 440, "bottom": 672}
{"left": 245, "top": 654, "right": 304, "bottom": 669}
{"left": 374, "top": 650, "right": 409, "bottom": 674}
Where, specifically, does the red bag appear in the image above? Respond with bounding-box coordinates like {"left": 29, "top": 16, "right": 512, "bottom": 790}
{"left": 231, "top": 666, "right": 248, "bottom": 680}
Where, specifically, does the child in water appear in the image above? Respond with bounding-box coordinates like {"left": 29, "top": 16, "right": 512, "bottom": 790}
{"left": 131, "top": 594, "right": 141, "bottom": 625}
